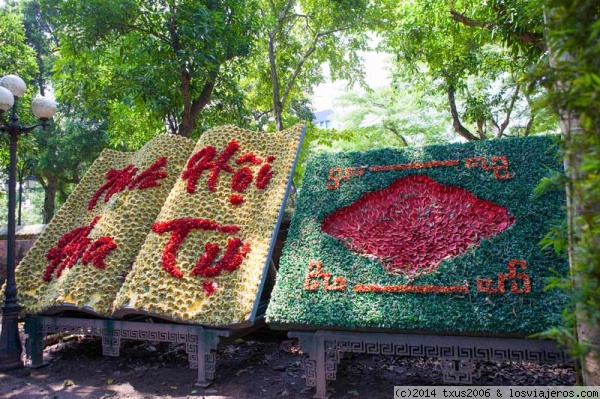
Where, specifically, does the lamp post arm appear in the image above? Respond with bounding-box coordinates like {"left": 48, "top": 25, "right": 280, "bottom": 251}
{"left": 19, "top": 122, "right": 46, "bottom": 133}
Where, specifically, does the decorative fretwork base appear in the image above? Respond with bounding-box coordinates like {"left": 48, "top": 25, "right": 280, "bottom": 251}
{"left": 23, "top": 316, "right": 237, "bottom": 387}
{"left": 289, "top": 330, "right": 569, "bottom": 399}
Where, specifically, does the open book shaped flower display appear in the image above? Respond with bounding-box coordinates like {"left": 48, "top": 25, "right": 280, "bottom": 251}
{"left": 16, "top": 124, "right": 305, "bottom": 327}
{"left": 266, "top": 136, "right": 568, "bottom": 335}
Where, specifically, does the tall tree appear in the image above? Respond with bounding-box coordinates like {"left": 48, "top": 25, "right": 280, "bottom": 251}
{"left": 4, "top": 1, "right": 111, "bottom": 222}
{"left": 31, "top": 115, "right": 109, "bottom": 222}
{"left": 0, "top": 2, "right": 40, "bottom": 208}
{"left": 416, "top": 0, "right": 599, "bottom": 384}
{"left": 379, "top": 0, "right": 550, "bottom": 141}
{"left": 43, "top": 0, "right": 259, "bottom": 138}
{"left": 336, "top": 85, "right": 451, "bottom": 147}
{"left": 20, "top": 0, "right": 56, "bottom": 96}
{"left": 543, "top": 0, "right": 600, "bottom": 385}
{"left": 0, "top": 3, "right": 38, "bottom": 111}
{"left": 245, "top": 0, "right": 372, "bottom": 131}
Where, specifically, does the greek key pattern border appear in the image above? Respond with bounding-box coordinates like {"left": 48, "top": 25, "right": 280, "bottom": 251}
{"left": 290, "top": 330, "right": 569, "bottom": 399}
{"left": 24, "top": 316, "right": 228, "bottom": 384}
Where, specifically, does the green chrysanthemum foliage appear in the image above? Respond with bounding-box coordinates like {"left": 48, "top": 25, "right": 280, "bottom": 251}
{"left": 267, "top": 136, "right": 568, "bottom": 335}
{"left": 16, "top": 134, "right": 195, "bottom": 315}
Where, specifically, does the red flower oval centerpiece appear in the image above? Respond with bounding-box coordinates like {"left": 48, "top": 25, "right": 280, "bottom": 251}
{"left": 321, "top": 174, "right": 515, "bottom": 277}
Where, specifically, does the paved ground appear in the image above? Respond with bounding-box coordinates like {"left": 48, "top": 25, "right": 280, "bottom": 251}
{"left": 0, "top": 325, "right": 576, "bottom": 399}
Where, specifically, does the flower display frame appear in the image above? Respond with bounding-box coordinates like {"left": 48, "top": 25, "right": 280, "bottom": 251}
{"left": 266, "top": 135, "right": 568, "bottom": 335}
{"left": 15, "top": 123, "right": 305, "bottom": 329}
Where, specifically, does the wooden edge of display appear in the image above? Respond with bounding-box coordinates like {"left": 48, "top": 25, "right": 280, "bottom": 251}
{"left": 248, "top": 123, "right": 307, "bottom": 323}
{"left": 111, "top": 306, "right": 265, "bottom": 330}
{"left": 267, "top": 322, "right": 539, "bottom": 340}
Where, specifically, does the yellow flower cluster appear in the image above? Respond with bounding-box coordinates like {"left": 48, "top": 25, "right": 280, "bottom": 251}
{"left": 16, "top": 134, "right": 195, "bottom": 315}
{"left": 113, "top": 124, "right": 304, "bottom": 326}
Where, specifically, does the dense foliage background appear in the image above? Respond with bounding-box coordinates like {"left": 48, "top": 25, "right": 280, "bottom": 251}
{"left": 0, "top": 0, "right": 597, "bottom": 384}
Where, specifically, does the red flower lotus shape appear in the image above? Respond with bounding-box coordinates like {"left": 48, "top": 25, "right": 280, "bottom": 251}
{"left": 321, "top": 174, "right": 515, "bottom": 277}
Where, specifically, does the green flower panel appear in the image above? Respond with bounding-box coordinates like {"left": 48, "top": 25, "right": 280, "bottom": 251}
{"left": 267, "top": 136, "right": 568, "bottom": 335}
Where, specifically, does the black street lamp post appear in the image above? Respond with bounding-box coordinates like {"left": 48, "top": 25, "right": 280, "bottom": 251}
{"left": 0, "top": 74, "right": 57, "bottom": 371}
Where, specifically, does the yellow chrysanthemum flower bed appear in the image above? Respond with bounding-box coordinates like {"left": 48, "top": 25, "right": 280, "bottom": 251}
{"left": 16, "top": 134, "right": 195, "bottom": 315}
{"left": 113, "top": 123, "right": 304, "bottom": 326}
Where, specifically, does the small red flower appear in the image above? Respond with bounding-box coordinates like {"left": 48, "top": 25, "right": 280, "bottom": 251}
{"left": 230, "top": 194, "right": 245, "bottom": 206}
{"left": 202, "top": 280, "right": 218, "bottom": 295}
{"left": 231, "top": 167, "right": 253, "bottom": 192}
{"left": 256, "top": 164, "right": 273, "bottom": 189}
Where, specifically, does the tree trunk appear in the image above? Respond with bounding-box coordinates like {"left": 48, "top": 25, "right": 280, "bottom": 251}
{"left": 268, "top": 30, "right": 284, "bottom": 132}
{"left": 562, "top": 115, "right": 600, "bottom": 385}
{"left": 274, "top": 102, "right": 284, "bottom": 132}
{"left": 42, "top": 175, "right": 58, "bottom": 224}
{"left": 447, "top": 84, "right": 479, "bottom": 141}
{"left": 546, "top": 9, "right": 600, "bottom": 382}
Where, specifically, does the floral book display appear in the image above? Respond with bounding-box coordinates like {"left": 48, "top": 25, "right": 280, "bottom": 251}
{"left": 16, "top": 123, "right": 305, "bottom": 328}
{"left": 266, "top": 135, "right": 568, "bottom": 335}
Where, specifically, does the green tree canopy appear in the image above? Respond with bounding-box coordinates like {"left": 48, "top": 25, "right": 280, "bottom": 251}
{"left": 336, "top": 85, "right": 451, "bottom": 147}
{"left": 43, "top": 0, "right": 260, "bottom": 138}
{"left": 243, "top": 0, "right": 374, "bottom": 131}
{"left": 379, "top": 0, "right": 553, "bottom": 141}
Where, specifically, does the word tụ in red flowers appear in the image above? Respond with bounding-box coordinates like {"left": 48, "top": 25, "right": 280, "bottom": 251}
{"left": 152, "top": 218, "right": 251, "bottom": 294}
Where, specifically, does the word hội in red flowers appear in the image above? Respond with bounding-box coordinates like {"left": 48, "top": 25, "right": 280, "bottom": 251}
{"left": 180, "top": 141, "right": 276, "bottom": 206}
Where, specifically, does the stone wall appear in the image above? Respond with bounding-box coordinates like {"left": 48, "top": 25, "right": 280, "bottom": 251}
{"left": 0, "top": 224, "right": 46, "bottom": 285}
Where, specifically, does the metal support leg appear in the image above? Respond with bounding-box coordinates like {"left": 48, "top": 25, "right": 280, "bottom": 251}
{"left": 23, "top": 317, "right": 45, "bottom": 367}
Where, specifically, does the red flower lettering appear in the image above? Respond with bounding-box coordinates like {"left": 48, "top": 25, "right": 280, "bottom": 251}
{"left": 256, "top": 164, "right": 273, "bottom": 189}
{"left": 191, "top": 237, "right": 251, "bottom": 278}
{"left": 88, "top": 165, "right": 138, "bottom": 211}
{"left": 236, "top": 153, "right": 263, "bottom": 165}
{"left": 82, "top": 236, "right": 117, "bottom": 270}
{"left": 152, "top": 218, "right": 240, "bottom": 278}
{"left": 44, "top": 216, "right": 100, "bottom": 282}
{"left": 181, "top": 141, "right": 240, "bottom": 193}
{"left": 128, "top": 157, "right": 168, "bottom": 190}
{"left": 88, "top": 157, "right": 168, "bottom": 211}
{"left": 231, "top": 167, "right": 253, "bottom": 193}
